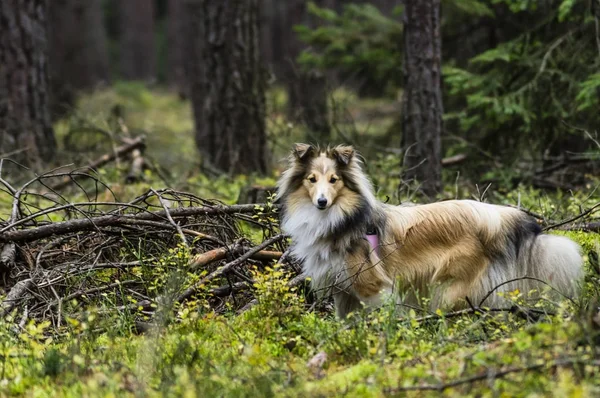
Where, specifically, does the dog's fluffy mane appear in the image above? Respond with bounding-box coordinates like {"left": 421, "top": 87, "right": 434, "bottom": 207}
{"left": 277, "top": 143, "right": 584, "bottom": 318}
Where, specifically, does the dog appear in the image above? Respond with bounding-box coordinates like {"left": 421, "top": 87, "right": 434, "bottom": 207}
{"left": 276, "top": 143, "right": 584, "bottom": 318}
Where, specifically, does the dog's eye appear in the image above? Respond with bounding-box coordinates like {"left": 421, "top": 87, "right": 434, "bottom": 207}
{"left": 329, "top": 176, "right": 338, "bottom": 184}
{"left": 308, "top": 176, "right": 317, "bottom": 183}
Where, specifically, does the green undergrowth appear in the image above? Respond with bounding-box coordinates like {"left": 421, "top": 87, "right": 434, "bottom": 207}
{"left": 2, "top": 84, "right": 600, "bottom": 396}
{"left": 2, "top": 250, "right": 600, "bottom": 397}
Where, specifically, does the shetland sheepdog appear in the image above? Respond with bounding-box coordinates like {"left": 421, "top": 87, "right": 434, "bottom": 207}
{"left": 276, "top": 143, "right": 584, "bottom": 318}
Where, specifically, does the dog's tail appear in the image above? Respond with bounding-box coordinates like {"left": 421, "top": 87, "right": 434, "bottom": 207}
{"left": 479, "top": 233, "right": 584, "bottom": 307}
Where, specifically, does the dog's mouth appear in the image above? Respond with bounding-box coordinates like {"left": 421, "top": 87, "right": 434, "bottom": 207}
{"left": 316, "top": 203, "right": 327, "bottom": 210}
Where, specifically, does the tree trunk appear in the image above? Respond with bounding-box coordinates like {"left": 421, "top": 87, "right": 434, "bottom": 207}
{"left": 373, "top": 0, "right": 397, "bottom": 17}
{"left": 259, "top": 0, "right": 274, "bottom": 77}
{"left": 400, "top": 0, "right": 443, "bottom": 198}
{"left": 49, "top": 0, "right": 109, "bottom": 116}
{"left": 119, "top": 0, "right": 156, "bottom": 81}
{"left": 292, "top": 70, "right": 331, "bottom": 142}
{"left": 270, "top": 0, "right": 287, "bottom": 80}
{"left": 0, "top": 0, "right": 56, "bottom": 168}
{"left": 188, "top": 0, "right": 269, "bottom": 175}
{"left": 166, "top": 0, "right": 187, "bottom": 96}
{"left": 286, "top": 0, "right": 331, "bottom": 142}
{"left": 283, "top": 0, "right": 307, "bottom": 114}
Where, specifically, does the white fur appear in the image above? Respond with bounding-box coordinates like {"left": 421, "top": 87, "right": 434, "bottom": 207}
{"left": 281, "top": 199, "right": 350, "bottom": 294}
{"left": 477, "top": 234, "right": 584, "bottom": 307}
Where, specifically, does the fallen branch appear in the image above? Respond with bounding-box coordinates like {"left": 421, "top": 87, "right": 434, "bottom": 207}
{"left": 0, "top": 203, "right": 281, "bottom": 243}
{"left": 53, "top": 280, "right": 140, "bottom": 306}
{"left": 386, "top": 358, "right": 599, "bottom": 393}
{"left": 151, "top": 188, "right": 188, "bottom": 247}
{"left": 125, "top": 141, "right": 146, "bottom": 183}
{"left": 558, "top": 221, "right": 600, "bottom": 233}
{"left": 441, "top": 153, "right": 468, "bottom": 167}
{"left": 49, "top": 136, "right": 146, "bottom": 191}
{"left": 544, "top": 203, "right": 600, "bottom": 231}
{"left": 189, "top": 245, "right": 282, "bottom": 270}
{"left": 210, "top": 281, "right": 249, "bottom": 297}
{"left": 0, "top": 279, "right": 33, "bottom": 317}
{"left": 506, "top": 205, "right": 550, "bottom": 223}
{"left": 176, "top": 234, "right": 286, "bottom": 303}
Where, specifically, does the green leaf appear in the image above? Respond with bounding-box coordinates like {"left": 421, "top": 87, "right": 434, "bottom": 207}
{"left": 558, "top": 0, "right": 576, "bottom": 22}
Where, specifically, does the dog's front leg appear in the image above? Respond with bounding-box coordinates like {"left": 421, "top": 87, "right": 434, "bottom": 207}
{"left": 333, "top": 289, "right": 363, "bottom": 319}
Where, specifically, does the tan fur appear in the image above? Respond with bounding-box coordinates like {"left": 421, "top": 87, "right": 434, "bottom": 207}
{"left": 278, "top": 144, "right": 584, "bottom": 317}
{"left": 377, "top": 203, "right": 506, "bottom": 308}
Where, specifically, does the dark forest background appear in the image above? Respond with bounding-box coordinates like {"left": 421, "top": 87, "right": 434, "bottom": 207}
{"left": 2, "top": 0, "right": 599, "bottom": 201}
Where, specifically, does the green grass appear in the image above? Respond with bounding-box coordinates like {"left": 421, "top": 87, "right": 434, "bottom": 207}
{"left": 2, "top": 261, "right": 600, "bottom": 397}
{"left": 1, "top": 83, "right": 599, "bottom": 397}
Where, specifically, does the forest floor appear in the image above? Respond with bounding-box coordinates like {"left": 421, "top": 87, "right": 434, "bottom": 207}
{"left": 1, "top": 83, "right": 599, "bottom": 397}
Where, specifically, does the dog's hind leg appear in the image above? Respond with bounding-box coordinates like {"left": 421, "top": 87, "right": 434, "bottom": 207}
{"left": 431, "top": 239, "right": 490, "bottom": 310}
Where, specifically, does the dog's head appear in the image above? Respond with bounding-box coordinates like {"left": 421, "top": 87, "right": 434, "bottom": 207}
{"left": 277, "top": 143, "right": 360, "bottom": 211}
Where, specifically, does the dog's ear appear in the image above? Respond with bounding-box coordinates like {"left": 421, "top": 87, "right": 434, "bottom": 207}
{"left": 331, "top": 145, "right": 355, "bottom": 166}
{"left": 293, "top": 143, "right": 314, "bottom": 161}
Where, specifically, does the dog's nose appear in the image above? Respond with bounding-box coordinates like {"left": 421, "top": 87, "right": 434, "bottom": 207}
{"left": 317, "top": 197, "right": 328, "bottom": 209}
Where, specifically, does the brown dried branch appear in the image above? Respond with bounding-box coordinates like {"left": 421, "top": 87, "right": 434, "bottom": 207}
{"left": 189, "top": 246, "right": 282, "bottom": 270}
{"left": 126, "top": 148, "right": 146, "bottom": 183}
{"left": 49, "top": 136, "right": 146, "bottom": 191}
{"left": 386, "top": 358, "right": 599, "bottom": 393}
{"left": 441, "top": 153, "right": 467, "bottom": 167}
{"left": 0, "top": 203, "right": 280, "bottom": 243}
{"left": 176, "top": 234, "right": 287, "bottom": 304}
{"left": 544, "top": 203, "right": 600, "bottom": 231}
{"left": 0, "top": 279, "right": 33, "bottom": 317}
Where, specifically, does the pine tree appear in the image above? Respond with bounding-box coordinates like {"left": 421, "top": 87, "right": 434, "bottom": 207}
{"left": 188, "top": 0, "right": 269, "bottom": 174}
{"left": 400, "top": 0, "right": 443, "bottom": 198}
{"left": 0, "top": 0, "right": 56, "bottom": 168}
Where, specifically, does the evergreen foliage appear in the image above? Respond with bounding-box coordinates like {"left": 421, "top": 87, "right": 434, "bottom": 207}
{"left": 297, "top": 0, "right": 600, "bottom": 164}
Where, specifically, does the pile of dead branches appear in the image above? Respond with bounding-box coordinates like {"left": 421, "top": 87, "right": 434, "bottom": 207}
{"left": 0, "top": 166, "right": 293, "bottom": 331}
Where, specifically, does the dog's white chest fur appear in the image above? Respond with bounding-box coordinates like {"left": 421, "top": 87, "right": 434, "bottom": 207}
{"left": 281, "top": 203, "right": 350, "bottom": 293}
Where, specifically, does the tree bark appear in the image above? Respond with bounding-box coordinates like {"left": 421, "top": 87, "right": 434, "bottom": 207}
{"left": 292, "top": 70, "right": 331, "bottom": 142}
{"left": 283, "top": 0, "right": 307, "bottom": 113}
{"left": 119, "top": 0, "right": 156, "bottom": 81}
{"left": 49, "top": 0, "right": 110, "bottom": 116}
{"left": 259, "top": 0, "right": 274, "bottom": 76}
{"left": 287, "top": 0, "right": 331, "bottom": 142}
{"left": 188, "top": 0, "right": 269, "bottom": 174}
{"left": 166, "top": 0, "right": 187, "bottom": 96}
{"left": 0, "top": 0, "right": 56, "bottom": 168}
{"left": 400, "top": 0, "right": 443, "bottom": 198}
